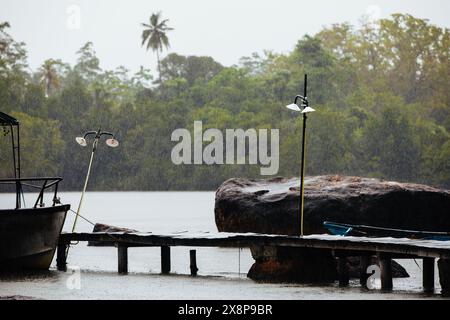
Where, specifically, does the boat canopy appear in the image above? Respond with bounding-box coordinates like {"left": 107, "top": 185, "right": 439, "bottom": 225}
{"left": 0, "top": 111, "right": 64, "bottom": 209}
{"left": 0, "top": 111, "right": 19, "bottom": 126}
{"left": 0, "top": 110, "right": 21, "bottom": 184}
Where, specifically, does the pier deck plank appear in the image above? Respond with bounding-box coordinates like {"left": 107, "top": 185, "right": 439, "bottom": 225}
{"left": 60, "top": 232, "right": 450, "bottom": 259}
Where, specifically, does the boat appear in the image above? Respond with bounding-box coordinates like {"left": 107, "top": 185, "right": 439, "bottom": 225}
{"left": 0, "top": 111, "right": 70, "bottom": 270}
{"left": 323, "top": 221, "right": 450, "bottom": 241}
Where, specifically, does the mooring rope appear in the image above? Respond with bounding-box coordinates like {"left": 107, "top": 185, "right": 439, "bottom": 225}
{"left": 413, "top": 259, "right": 421, "bottom": 269}
{"left": 238, "top": 246, "right": 241, "bottom": 277}
{"left": 21, "top": 191, "right": 26, "bottom": 208}
{"left": 69, "top": 208, "right": 96, "bottom": 227}
{"left": 67, "top": 208, "right": 121, "bottom": 246}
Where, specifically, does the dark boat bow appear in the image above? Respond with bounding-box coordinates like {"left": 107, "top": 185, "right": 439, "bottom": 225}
{"left": 1, "top": 112, "right": 70, "bottom": 271}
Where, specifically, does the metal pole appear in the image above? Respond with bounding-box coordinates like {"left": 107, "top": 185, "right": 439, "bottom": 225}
{"left": 71, "top": 138, "right": 98, "bottom": 232}
{"left": 10, "top": 125, "right": 21, "bottom": 209}
{"left": 299, "top": 74, "right": 308, "bottom": 237}
{"left": 17, "top": 124, "right": 21, "bottom": 178}
{"left": 17, "top": 124, "right": 23, "bottom": 208}
{"left": 300, "top": 114, "right": 307, "bottom": 236}
{"left": 10, "top": 124, "right": 16, "bottom": 178}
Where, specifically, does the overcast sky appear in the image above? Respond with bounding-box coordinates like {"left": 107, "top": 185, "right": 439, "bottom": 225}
{"left": 1, "top": 0, "right": 449, "bottom": 73}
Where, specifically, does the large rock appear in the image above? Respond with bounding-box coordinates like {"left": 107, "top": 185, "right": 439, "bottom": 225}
{"left": 91, "top": 223, "right": 137, "bottom": 234}
{"left": 248, "top": 246, "right": 337, "bottom": 283}
{"left": 247, "top": 248, "right": 409, "bottom": 282}
{"left": 215, "top": 175, "right": 450, "bottom": 235}
{"left": 88, "top": 223, "right": 138, "bottom": 246}
{"left": 214, "top": 175, "right": 450, "bottom": 282}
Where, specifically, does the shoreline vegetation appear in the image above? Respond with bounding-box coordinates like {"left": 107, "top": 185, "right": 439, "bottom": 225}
{"left": 0, "top": 14, "right": 449, "bottom": 192}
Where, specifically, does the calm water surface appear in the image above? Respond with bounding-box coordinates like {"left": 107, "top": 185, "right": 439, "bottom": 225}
{"left": 0, "top": 192, "right": 445, "bottom": 299}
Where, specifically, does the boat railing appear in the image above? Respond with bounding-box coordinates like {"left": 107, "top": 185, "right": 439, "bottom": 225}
{"left": 0, "top": 177, "right": 63, "bottom": 209}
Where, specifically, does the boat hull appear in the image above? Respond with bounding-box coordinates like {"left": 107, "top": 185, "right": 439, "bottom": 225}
{"left": 323, "top": 221, "right": 450, "bottom": 241}
{"left": 0, "top": 205, "right": 70, "bottom": 271}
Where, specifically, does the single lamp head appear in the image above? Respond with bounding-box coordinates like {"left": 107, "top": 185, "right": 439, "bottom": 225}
{"left": 301, "top": 106, "right": 316, "bottom": 114}
{"left": 105, "top": 138, "right": 119, "bottom": 148}
{"left": 75, "top": 137, "right": 88, "bottom": 147}
{"left": 286, "top": 103, "right": 302, "bottom": 112}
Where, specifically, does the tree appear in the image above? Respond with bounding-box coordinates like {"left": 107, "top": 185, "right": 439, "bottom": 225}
{"left": 0, "top": 22, "right": 28, "bottom": 74}
{"left": 0, "top": 111, "right": 65, "bottom": 178}
{"left": 361, "top": 103, "right": 421, "bottom": 182}
{"left": 160, "top": 53, "right": 223, "bottom": 85}
{"left": 38, "top": 59, "right": 63, "bottom": 97}
{"left": 1, "top": 14, "right": 449, "bottom": 191}
{"left": 0, "top": 21, "right": 28, "bottom": 113}
{"left": 74, "top": 42, "right": 101, "bottom": 82}
{"left": 132, "top": 66, "right": 153, "bottom": 89}
{"left": 141, "top": 12, "right": 173, "bottom": 83}
{"left": 291, "top": 36, "right": 338, "bottom": 104}
{"left": 378, "top": 14, "right": 449, "bottom": 104}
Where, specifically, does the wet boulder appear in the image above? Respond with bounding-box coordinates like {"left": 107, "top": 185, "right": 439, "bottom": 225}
{"left": 247, "top": 246, "right": 337, "bottom": 283}
{"left": 214, "top": 175, "right": 450, "bottom": 282}
{"left": 88, "top": 223, "right": 137, "bottom": 246}
{"left": 215, "top": 175, "right": 450, "bottom": 235}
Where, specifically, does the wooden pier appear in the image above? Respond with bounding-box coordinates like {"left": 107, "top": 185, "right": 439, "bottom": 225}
{"left": 57, "top": 231, "right": 450, "bottom": 295}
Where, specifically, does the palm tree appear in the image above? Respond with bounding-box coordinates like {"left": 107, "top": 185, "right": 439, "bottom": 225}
{"left": 141, "top": 12, "right": 173, "bottom": 83}
{"left": 39, "top": 59, "right": 63, "bottom": 97}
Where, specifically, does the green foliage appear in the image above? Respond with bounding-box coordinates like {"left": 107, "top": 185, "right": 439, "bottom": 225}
{"left": 1, "top": 13, "right": 449, "bottom": 190}
{"left": 361, "top": 103, "right": 421, "bottom": 181}
{"left": 160, "top": 53, "right": 224, "bottom": 85}
{"left": 0, "top": 112, "right": 64, "bottom": 178}
{"left": 141, "top": 12, "right": 174, "bottom": 82}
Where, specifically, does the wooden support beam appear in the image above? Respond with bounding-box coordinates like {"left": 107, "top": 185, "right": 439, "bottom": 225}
{"left": 338, "top": 256, "right": 349, "bottom": 287}
{"left": 59, "top": 232, "right": 450, "bottom": 260}
{"left": 423, "top": 258, "right": 435, "bottom": 294}
{"left": 117, "top": 244, "right": 128, "bottom": 274}
{"left": 56, "top": 240, "right": 69, "bottom": 271}
{"left": 161, "top": 246, "right": 171, "bottom": 274}
{"left": 378, "top": 253, "right": 393, "bottom": 291}
{"left": 438, "top": 258, "right": 450, "bottom": 297}
{"left": 190, "top": 250, "right": 198, "bottom": 276}
{"left": 359, "top": 255, "right": 371, "bottom": 288}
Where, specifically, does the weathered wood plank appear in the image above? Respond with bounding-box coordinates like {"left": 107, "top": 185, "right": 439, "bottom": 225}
{"left": 422, "top": 257, "right": 435, "bottom": 294}
{"left": 59, "top": 232, "right": 450, "bottom": 259}
{"left": 58, "top": 231, "right": 450, "bottom": 296}
{"left": 438, "top": 259, "right": 450, "bottom": 297}
{"left": 378, "top": 253, "right": 393, "bottom": 291}
{"left": 57, "top": 239, "right": 69, "bottom": 272}
{"left": 190, "top": 250, "right": 198, "bottom": 276}
{"left": 338, "top": 256, "right": 349, "bottom": 287}
{"left": 359, "top": 255, "right": 372, "bottom": 287}
{"left": 117, "top": 244, "right": 128, "bottom": 274}
{"left": 161, "top": 246, "right": 171, "bottom": 274}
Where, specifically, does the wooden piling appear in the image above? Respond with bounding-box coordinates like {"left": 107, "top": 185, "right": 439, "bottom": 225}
{"left": 378, "top": 253, "right": 393, "bottom": 291}
{"left": 161, "top": 246, "right": 171, "bottom": 274}
{"left": 117, "top": 244, "right": 128, "bottom": 274}
{"left": 190, "top": 250, "right": 198, "bottom": 276}
{"left": 359, "top": 255, "right": 371, "bottom": 287}
{"left": 57, "top": 231, "right": 450, "bottom": 296}
{"left": 423, "top": 258, "right": 435, "bottom": 294}
{"left": 56, "top": 240, "right": 68, "bottom": 271}
{"left": 338, "top": 256, "right": 349, "bottom": 287}
{"left": 438, "top": 259, "right": 450, "bottom": 297}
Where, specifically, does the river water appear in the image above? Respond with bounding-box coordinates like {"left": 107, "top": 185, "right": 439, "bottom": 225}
{"left": 0, "top": 192, "right": 445, "bottom": 299}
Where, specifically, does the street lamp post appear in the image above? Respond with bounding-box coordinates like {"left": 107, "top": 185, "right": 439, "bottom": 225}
{"left": 285, "top": 74, "right": 315, "bottom": 237}
{"left": 72, "top": 129, "right": 119, "bottom": 232}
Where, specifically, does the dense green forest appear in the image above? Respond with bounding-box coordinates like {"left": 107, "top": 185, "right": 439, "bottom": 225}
{"left": 0, "top": 14, "right": 449, "bottom": 191}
